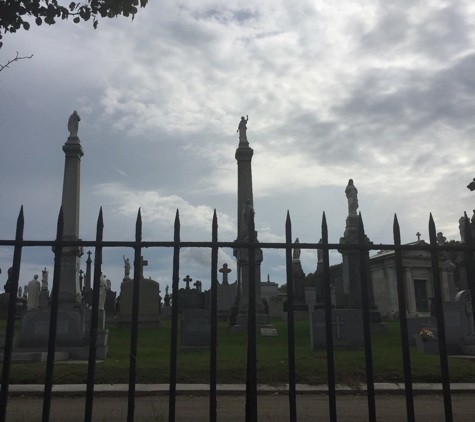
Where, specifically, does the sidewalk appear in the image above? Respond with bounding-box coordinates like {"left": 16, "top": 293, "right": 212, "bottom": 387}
{"left": 4, "top": 384, "right": 475, "bottom": 421}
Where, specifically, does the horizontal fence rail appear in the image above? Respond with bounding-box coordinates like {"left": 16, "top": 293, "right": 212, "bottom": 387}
{"left": 0, "top": 209, "right": 474, "bottom": 422}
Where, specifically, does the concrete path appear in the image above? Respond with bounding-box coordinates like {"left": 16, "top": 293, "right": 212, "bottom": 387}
{"left": 3, "top": 384, "right": 475, "bottom": 421}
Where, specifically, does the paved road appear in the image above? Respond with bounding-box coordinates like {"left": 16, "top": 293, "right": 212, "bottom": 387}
{"left": 5, "top": 394, "right": 475, "bottom": 421}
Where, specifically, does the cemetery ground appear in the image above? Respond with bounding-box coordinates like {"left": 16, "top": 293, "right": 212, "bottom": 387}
{"left": 2, "top": 319, "right": 475, "bottom": 385}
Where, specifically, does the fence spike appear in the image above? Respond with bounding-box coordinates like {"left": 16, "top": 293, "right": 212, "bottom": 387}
{"left": 393, "top": 214, "right": 401, "bottom": 245}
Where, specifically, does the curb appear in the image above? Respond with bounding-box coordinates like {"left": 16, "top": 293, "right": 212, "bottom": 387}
{"left": 6, "top": 383, "right": 475, "bottom": 397}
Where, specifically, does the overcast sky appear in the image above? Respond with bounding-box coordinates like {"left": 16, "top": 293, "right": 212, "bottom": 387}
{"left": 1, "top": 0, "right": 474, "bottom": 295}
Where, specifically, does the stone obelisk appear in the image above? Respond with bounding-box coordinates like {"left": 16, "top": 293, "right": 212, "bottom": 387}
{"left": 231, "top": 115, "right": 271, "bottom": 331}
{"left": 60, "top": 110, "right": 84, "bottom": 303}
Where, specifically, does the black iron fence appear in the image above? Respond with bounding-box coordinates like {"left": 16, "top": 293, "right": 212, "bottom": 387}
{"left": 0, "top": 207, "right": 475, "bottom": 422}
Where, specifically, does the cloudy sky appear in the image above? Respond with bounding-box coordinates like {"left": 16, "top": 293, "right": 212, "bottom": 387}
{"left": 1, "top": 0, "right": 474, "bottom": 295}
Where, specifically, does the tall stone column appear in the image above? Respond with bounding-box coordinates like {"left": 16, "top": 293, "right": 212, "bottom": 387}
{"left": 231, "top": 118, "right": 271, "bottom": 331}
{"left": 59, "top": 128, "right": 84, "bottom": 303}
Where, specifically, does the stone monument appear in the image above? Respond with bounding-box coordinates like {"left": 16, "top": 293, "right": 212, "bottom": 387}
{"left": 310, "top": 180, "right": 384, "bottom": 350}
{"left": 15, "top": 112, "right": 108, "bottom": 360}
{"left": 205, "top": 263, "right": 238, "bottom": 321}
{"left": 26, "top": 275, "right": 40, "bottom": 310}
{"left": 231, "top": 116, "right": 273, "bottom": 332}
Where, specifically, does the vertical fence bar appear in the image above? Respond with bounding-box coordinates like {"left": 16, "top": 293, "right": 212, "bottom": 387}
{"left": 42, "top": 208, "right": 64, "bottom": 422}
{"left": 321, "top": 213, "right": 337, "bottom": 422}
{"left": 84, "top": 209, "right": 104, "bottom": 422}
{"left": 169, "top": 210, "right": 181, "bottom": 422}
{"left": 357, "top": 214, "right": 376, "bottom": 422}
{"left": 428, "top": 214, "right": 453, "bottom": 422}
{"left": 393, "top": 215, "right": 415, "bottom": 422}
{"left": 0, "top": 207, "right": 25, "bottom": 422}
{"left": 127, "top": 209, "right": 142, "bottom": 422}
{"left": 285, "top": 212, "right": 297, "bottom": 422}
{"left": 245, "top": 210, "right": 257, "bottom": 422}
{"left": 463, "top": 213, "right": 475, "bottom": 324}
{"left": 209, "top": 210, "right": 218, "bottom": 422}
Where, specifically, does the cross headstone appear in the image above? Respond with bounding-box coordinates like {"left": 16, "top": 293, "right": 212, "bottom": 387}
{"left": 183, "top": 275, "right": 193, "bottom": 290}
{"left": 140, "top": 256, "right": 148, "bottom": 279}
{"left": 219, "top": 263, "right": 232, "bottom": 285}
{"left": 194, "top": 280, "right": 202, "bottom": 292}
{"left": 332, "top": 315, "right": 345, "bottom": 339}
{"left": 416, "top": 232, "right": 421, "bottom": 241}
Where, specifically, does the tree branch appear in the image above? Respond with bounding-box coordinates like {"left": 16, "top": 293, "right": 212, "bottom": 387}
{"left": 0, "top": 51, "right": 34, "bottom": 72}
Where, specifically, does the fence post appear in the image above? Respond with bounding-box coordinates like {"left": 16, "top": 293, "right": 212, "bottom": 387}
{"left": 127, "top": 209, "right": 143, "bottom": 422}
{"left": 85, "top": 209, "right": 104, "bottom": 422}
{"left": 0, "top": 207, "right": 25, "bottom": 422}
{"left": 285, "top": 212, "right": 297, "bottom": 422}
{"left": 357, "top": 214, "right": 376, "bottom": 422}
{"left": 321, "top": 212, "right": 337, "bottom": 421}
{"left": 393, "top": 214, "right": 415, "bottom": 422}
{"left": 429, "top": 214, "right": 453, "bottom": 422}
{"left": 169, "top": 210, "right": 181, "bottom": 422}
{"left": 210, "top": 210, "right": 218, "bottom": 422}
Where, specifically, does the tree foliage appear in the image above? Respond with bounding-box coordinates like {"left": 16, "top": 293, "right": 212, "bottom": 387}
{"left": 0, "top": 0, "right": 148, "bottom": 48}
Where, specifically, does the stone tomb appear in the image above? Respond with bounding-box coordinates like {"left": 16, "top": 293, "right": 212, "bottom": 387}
{"left": 180, "top": 309, "right": 211, "bottom": 351}
{"left": 310, "top": 309, "right": 364, "bottom": 350}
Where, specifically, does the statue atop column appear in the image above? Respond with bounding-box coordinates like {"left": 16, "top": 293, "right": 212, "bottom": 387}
{"left": 67, "top": 110, "right": 81, "bottom": 137}
{"left": 237, "top": 115, "right": 249, "bottom": 144}
{"left": 345, "top": 179, "right": 359, "bottom": 215}
{"left": 292, "top": 238, "right": 301, "bottom": 261}
{"left": 123, "top": 256, "right": 131, "bottom": 279}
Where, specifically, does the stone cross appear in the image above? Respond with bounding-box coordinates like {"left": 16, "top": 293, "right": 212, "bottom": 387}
{"left": 183, "top": 275, "right": 193, "bottom": 290}
{"left": 436, "top": 232, "right": 446, "bottom": 246}
{"left": 332, "top": 315, "right": 345, "bottom": 339}
{"left": 139, "top": 256, "right": 148, "bottom": 279}
{"left": 194, "top": 280, "right": 202, "bottom": 292}
{"left": 219, "top": 263, "right": 232, "bottom": 285}
{"left": 416, "top": 232, "right": 421, "bottom": 241}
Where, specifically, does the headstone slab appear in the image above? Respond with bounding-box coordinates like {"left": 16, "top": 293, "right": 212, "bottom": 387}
{"left": 180, "top": 309, "right": 211, "bottom": 351}
{"left": 260, "top": 328, "right": 278, "bottom": 337}
{"left": 118, "top": 278, "right": 161, "bottom": 327}
{"left": 18, "top": 307, "right": 87, "bottom": 348}
{"left": 310, "top": 309, "right": 364, "bottom": 350}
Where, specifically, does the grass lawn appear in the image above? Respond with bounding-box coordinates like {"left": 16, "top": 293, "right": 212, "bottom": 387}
{"left": 2, "top": 319, "right": 475, "bottom": 385}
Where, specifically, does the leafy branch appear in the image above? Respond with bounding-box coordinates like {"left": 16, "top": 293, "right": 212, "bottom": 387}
{"left": 0, "top": 1, "right": 148, "bottom": 48}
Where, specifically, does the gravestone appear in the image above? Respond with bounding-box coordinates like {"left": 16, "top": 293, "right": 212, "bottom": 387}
{"left": 177, "top": 275, "right": 206, "bottom": 311}
{"left": 268, "top": 296, "right": 284, "bottom": 318}
{"left": 291, "top": 257, "right": 309, "bottom": 320}
{"left": 310, "top": 309, "right": 364, "bottom": 350}
{"left": 18, "top": 308, "right": 86, "bottom": 348}
{"left": 118, "top": 256, "right": 161, "bottom": 327}
{"left": 261, "top": 327, "right": 278, "bottom": 337}
{"left": 410, "top": 291, "right": 475, "bottom": 355}
{"left": 180, "top": 309, "right": 211, "bottom": 351}
{"left": 104, "top": 289, "right": 117, "bottom": 317}
{"left": 118, "top": 278, "right": 161, "bottom": 327}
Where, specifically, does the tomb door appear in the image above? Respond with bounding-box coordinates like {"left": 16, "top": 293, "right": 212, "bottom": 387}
{"left": 413, "top": 279, "right": 429, "bottom": 312}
